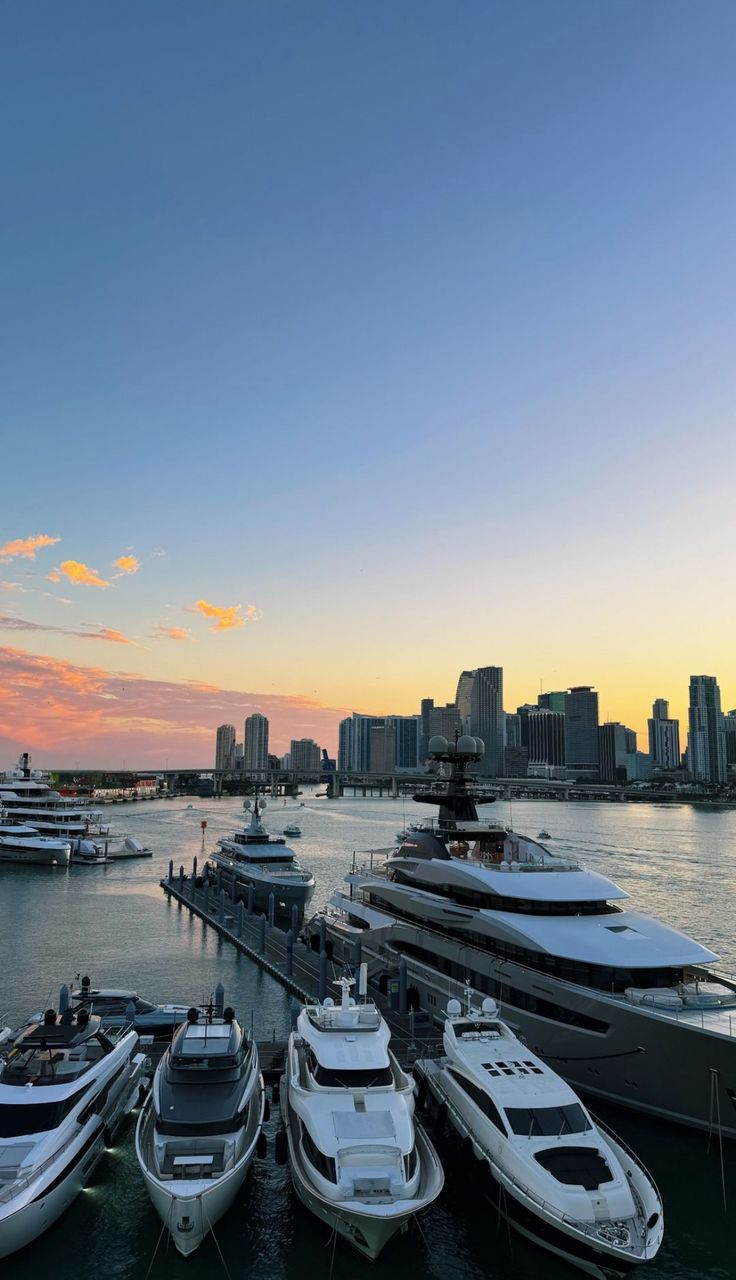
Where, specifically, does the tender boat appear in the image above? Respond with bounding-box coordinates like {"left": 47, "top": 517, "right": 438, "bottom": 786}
{"left": 72, "top": 977, "right": 192, "bottom": 1043}
{"left": 210, "top": 795, "right": 315, "bottom": 919}
{"left": 0, "top": 994, "right": 145, "bottom": 1260}
{"left": 538, "top": 829, "right": 552, "bottom": 840}
{"left": 135, "top": 996, "right": 264, "bottom": 1256}
{"left": 283, "top": 823, "right": 302, "bottom": 837}
{"left": 281, "top": 970, "right": 444, "bottom": 1259}
{"left": 311, "top": 734, "right": 736, "bottom": 1137}
{"left": 0, "top": 822, "right": 71, "bottom": 867}
{"left": 415, "top": 991, "right": 663, "bottom": 1277}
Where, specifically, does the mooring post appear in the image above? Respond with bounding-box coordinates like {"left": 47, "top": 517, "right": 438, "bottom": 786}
{"left": 192, "top": 854, "right": 198, "bottom": 878}
{"left": 286, "top": 929, "right": 294, "bottom": 976}
{"left": 237, "top": 900, "right": 244, "bottom": 938}
{"left": 247, "top": 884, "right": 255, "bottom": 916}
{"left": 259, "top": 914, "right": 267, "bottom": 954}
{"left": 178, "top": 865, "right": 184, "bottom": 891}
{"left": 268, "top": 892, "right": 275, "bottom": 928}
{"left": 216, "top": 865, "right": 222, "bottom": 895}
{"left": 291, "top": 902, "right": 299, "bottom": 938}
{"left": 319, "top": 949, "right": 328, "bottom": 1001}
{"left": 167, "top": 858, "right": 174, "bottom": 884}
{"left": 219, "top": 888, "right": 226, "bottom": 923}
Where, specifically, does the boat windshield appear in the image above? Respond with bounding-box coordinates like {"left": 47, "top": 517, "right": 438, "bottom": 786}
{"left": 0, "top": 1086, "right": 91, "bottom": 1137}
{"left": 504, "top": 1102, "right": 591, "bottom": 1136}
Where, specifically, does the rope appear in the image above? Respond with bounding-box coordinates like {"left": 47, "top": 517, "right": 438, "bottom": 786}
{"left": 204, "top": 1206, "right": 233, "bottom": 1280}
{"left": 143, "top": 1209, "right": 170, "bottom": 1279}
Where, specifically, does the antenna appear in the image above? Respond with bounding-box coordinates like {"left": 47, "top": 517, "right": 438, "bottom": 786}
{"left": 358, "top": 962, "right": 367, "bottom": 1000}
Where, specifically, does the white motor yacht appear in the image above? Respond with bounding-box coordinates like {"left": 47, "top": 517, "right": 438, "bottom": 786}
{"left": 281, "top": 971, "right": 444, "bottom": 1259}
{"left": 0, "top": 1000, "right": 144, "bottom": 1259}
{"left": 136, "top": 1002, "right": 264, "bottom": 1256}
{"left": 0, "top": 823, "right": 71, "bottom": 867}
{"left": 210, "top": 795, "right": 315, "bottom": 918}
{"left": 416, "top": 991, "right": 663, "bottom": 1278}
{"left": 312, "top": 734, "right": 736, "bottom": 1137}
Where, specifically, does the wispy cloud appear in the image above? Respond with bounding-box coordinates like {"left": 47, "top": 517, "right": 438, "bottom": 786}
{"left": 0, "top": 613, "right": 134, "bottom": 644}
{"left": 190, "top": 599, "right": 260, "bottom": 632}
{"left": 43, "top": 593, "right": 73, "bottom": 605}
{"left": 153, "top": 625, "right": 193, "bottom": 642}
{"left": 0, "top": 534, "right": 60, "bottom": 563}
{"left": 151, "top": 547, "right": 166, "bottom": 558}
{"left": 114, "top": 555, "right": 140, "bottom": 576}
{"left": 0, "top": 645, "right": 345, "bottom": 765}
{"left": 46, "top": 570, "right": 62, "bottom": 583}
{"left": 0, "top": 582, "right": 30, "bottom": 593}
{"left": 58, "top": 560, "right": 111, "bottom": 589}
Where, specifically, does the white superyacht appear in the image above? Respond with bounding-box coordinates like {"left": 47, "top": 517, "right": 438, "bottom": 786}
{"left": 310, "top": 735, "right": 736, "bottom": 1138}
{"left": 416, "top": 990, "right": 663, "bottom": 1277}
{"left": 281, "top": 971, "right": 444, "bottom": 1259}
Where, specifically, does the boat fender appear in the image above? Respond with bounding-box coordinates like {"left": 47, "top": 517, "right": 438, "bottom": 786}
{"left": 256, "top": 1132, "right": 268, "bottom": 1159}
{"left": 263, "top": 1098, "right": 271, "bottom": 1123}
{"left": 416, "top": 1077, "right": 429, "bottom": 1110}
{"left": 274, "top": 1130, "right": 288, "bottom": 1166}
{"left": 271, "top": 1081, "right": 280, "bottom": 1104}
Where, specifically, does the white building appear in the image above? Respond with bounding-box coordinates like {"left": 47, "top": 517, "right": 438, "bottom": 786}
{"left": 244, "top": 713, "right": 269, "bottom": 774}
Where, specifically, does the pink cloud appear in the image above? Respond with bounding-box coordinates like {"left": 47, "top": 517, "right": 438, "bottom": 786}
{"left": 0, "top": 645, "right": 345, "bottom": 766}
{"left": 0, "top": 534, "right": 60, "bottom": 563}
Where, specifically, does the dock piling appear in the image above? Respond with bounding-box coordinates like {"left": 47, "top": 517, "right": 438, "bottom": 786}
{"left": 268, "top": 893, "right": 275, "bottom": 928}
{"left": 259, "top": 914, "right": 267, "bottom": 954}
{"left": 219, "top": 888, "right": 226, "bottom": 923}
{"left": 168, "top": 859, "right": 174, "bottom": 884}
{"left": 286, "top": 930, "right": 294, "bottom": 976}
{"left": 247, "top": 884, "right": 254, "bottom": 916}
{"left": 237, "top": 900, "right": 244, "bottom": 937}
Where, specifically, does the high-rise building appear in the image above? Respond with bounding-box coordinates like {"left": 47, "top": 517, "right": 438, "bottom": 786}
{"left": 466, "top": 666, "right": 504, "bottom": 777}
{"left": 527, "top": 709, "right": 566, "bottom": 776}
{"left": 215, "top": 723, "right": 236, "bottom": 771}
{"left": 687, "top": 676, "right": 726, "bottom": 784}
{"left": 455, "top": 671, "right": 476, "bottom": 730}
{"left": 369, "top": 724, "right": 396, "bottom": 773}
{"left": 290, "top": 738, "right": 321, "bottom": 771}
{"left": 244, "top": 712, "right": 269, "bottom": 774}
{"left": 386, "top": 716, "right": 419, "bottom": 769}
{"left": 337, "top": 714, "right": 386, "bottom": 771}
{"left": 564, "top": 686, "right": 599, "bottom": 778}
{"left": 648, "top": 699, "right": 681, "bottom": 770}
{"left": 599, "top": 722, "right": 634, "bottom": 783}
{"left": 724, "top": 710, "right": 736, "bottom": 767}
{"left": 428, "top": 703, "right": 462, "bottom": 740}
{"left": 504, "top": 713, "right": 522, "bottom": 749}
{"left": 539, "top": 691, "right": 568, "bottom": 714}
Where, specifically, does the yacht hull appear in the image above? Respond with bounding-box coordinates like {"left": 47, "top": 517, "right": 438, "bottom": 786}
{"left": 215, "top": 866, "right": 315, "bottom": 917}
{"left": 281, "top": 1087, "right": 441, "bottom": 1260}
{"left": 135, "top": 1078, "right": 265, "bottom": 1256}
{"left": 0, "top": 845, "right": 70, "bottom": 866}
{"left": 0, "top": 1125, "right": 106, "bottom": 1260}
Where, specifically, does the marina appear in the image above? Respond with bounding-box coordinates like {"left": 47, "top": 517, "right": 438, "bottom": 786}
{"left": 0, "top": 793, "right": 734, "bottom": 1280}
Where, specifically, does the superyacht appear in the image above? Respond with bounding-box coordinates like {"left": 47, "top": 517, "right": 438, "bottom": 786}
{"left": 209, "top": 795, "right": 315, "bottom": 917}
{"left": 311, "top": 735, "right": 736, "bottom": 1138}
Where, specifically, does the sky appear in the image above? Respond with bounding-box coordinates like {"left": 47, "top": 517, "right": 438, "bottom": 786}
{"left": 1, "top": 1, "right": 735, "bottom": 767}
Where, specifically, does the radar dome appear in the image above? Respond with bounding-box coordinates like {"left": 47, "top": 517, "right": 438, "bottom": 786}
{"left": 456, "top": 735, "right": 477, "bottom": 754}
{"left": 323, "top": 997, "right": 334, "bottom": 1008}
{"left": 428, "top": 735, "right": 448, "bottom": 755}
{"left": 447, "top": 998, "right": 462, "bottom": 1016}
{"left": 481, "top": 997, "right": 498, "bottom": 1016}
{"left": 473, "top": 737, "right": 485, "bottom": 754}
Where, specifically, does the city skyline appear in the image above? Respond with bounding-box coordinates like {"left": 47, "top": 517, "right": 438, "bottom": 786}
{"left": 1, "top": 3, "right": 735, "bottom": 765}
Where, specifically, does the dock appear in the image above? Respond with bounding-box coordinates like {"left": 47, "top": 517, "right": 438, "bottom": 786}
{"left": 160, "top": 861, "right": 443, "bottom": 1067}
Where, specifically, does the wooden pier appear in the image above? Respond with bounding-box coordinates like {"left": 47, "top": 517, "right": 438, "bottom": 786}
{"left": 160, "top": 861, "right": 443, "bottom": 1066}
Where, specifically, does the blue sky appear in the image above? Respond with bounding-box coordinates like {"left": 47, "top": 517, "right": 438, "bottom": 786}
{"left": 1, "top": 1, "right": 735, "bottom": 761}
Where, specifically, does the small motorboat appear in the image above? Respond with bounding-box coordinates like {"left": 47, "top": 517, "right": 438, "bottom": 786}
{"left": 283, "top": 823, "right": 302, "bottom": 837}
{"left": 537, "top": 830, "right": 552, "bottom": 840}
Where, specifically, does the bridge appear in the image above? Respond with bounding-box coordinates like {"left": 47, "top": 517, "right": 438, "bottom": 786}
{"left": 45, "top": 765, "right": 707, "bottom": 806}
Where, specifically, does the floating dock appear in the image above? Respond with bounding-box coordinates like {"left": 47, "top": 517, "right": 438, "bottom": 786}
{"left": 160, "top": 860, "right": 443, "bottom": 1066}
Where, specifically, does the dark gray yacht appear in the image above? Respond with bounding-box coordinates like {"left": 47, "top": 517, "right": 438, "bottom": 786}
{"left": 135, "top": 996, "right": 264, "bottom": 1255}
{"left": 309, "top": 734, "right": 736, "bottom": 1138}
{"left": 209, "top": 795, "right": 315, "bottom": 918}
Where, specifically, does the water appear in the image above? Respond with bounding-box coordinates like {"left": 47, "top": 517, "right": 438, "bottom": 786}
{"left": 1, "top": 793, "right": 735, "bottom": 1280}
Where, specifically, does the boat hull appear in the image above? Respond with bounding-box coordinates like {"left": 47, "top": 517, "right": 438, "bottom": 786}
{"left": 0, "top": 845, "right": 70, "bottom": 866}
{"left": 0, "top": 1126, "right": 106, "bottom": 1260}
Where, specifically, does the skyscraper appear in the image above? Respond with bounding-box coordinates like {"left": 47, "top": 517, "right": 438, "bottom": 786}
{"left": 466, "top": 666, "right": 504, "bottom": 777}
{"left": 687, "top": 676, "right": 726, "bottom": 784}
{"left": 386, "top": 716, "right": 419, "bottom": 769}
{"left": 538, "top": 691, "right": 568, "bottom": 714}
{"left": 564, "top": 687, "right": 599, "bottom": 778}
{"left": 369, "top": 724, "right": 395, "bottom": 773}
{"left": 599, "top": 723, "right": 635, "bottom": 783}
{"left": 648, "top": 699, "right": 681, "bottom": 770}
{"left": 290, "top": 738, "right": 321, "bottom": 771}
{"left": 724, "top": 710, "right": 736, "bottom": 767}
{"left": 244, "top": 712, "right": 269, "bottom": 774}
{"left": 527, "top": 709, "right": 566, "bottom": 776}
{"left": 455, "top": 671, "right": 476, "bottom": 730}
{"left": 215, "top": 723, "right": 236, "bottom": 771}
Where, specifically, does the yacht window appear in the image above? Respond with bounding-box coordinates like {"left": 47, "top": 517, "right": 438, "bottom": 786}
{"left": 0, "top": 1087, "right": 91, "bottom": 1137}
{"left": 447, "top": 1069, "right": 506, "bottom": 1133}
{"left": 504, "top": 1103, "right": 591, "bottom": 1137}
{"left": 301, "top": 1124, "right": 337, "bottom": 1182}
{"left": 313, "top": 1064, "right": 392, "bottom": 1088}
